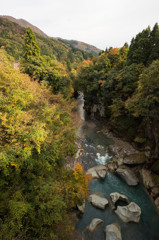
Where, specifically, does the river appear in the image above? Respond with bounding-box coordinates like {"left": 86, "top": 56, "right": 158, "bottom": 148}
{"left": 75, "top": 95, "right": 159, "bottom": 240}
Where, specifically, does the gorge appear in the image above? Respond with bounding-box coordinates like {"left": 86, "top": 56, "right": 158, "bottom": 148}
{"left": 75, "top": 94, "right": 159, "bottom": 240}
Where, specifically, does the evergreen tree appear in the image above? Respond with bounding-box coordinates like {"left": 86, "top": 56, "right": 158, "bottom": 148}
{"left": 127, "top": 27, "right": 151, "bottom": 66}
{"left": 126, "top": 60, "right": 159, "bottom": 159}
{"left": 148, "top": 23, "right": 159, "bottom": 64}
{"left": 23, "top": 27, "right": 40, "bottom": 62}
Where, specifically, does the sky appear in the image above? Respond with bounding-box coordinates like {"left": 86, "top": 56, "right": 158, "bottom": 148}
{"left": 1, "top": 0, "right": 159, "bottom": 50}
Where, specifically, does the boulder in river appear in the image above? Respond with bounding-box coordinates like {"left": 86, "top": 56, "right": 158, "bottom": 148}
{"left": 77, "top": 199, "right": 85, "bottom": 213}
{"left": 106, "top": 160, "right": 118, "bottom": 173}
{"left": 86, "top": 165, "right": 107, "bottom": 179}
{"left": 155, "top": 197, "right": 159, "bottom": 211}
{"left": 87, "top": 218, "right": 103, "bottom": 232}
{"left": 115, "top": 202, "right": 141, "bottom": 223}
{"left": 110, "top": 192, "right": 129, "bottom": 204}
{"left": 109, "top": 192, "right": 129, "bottom": 210}
{"left": 89, "top": 193, "right": 108, "bottom": 209}
{"left": 75, "top": 148, "right": 84, "bottom": 159}
{"left": 115, "top": 165, "right": 139, "bottom": 186}
{"left": 105, "top": 223, "right": 122, "bottom": 240}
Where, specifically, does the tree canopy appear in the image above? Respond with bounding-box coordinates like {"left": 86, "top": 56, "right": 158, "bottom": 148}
{"left": 0, "top": 49, "right": 90, "bottom": 240}
{"left": 23, "top": 27, "right": 40, "bottom": 61}
{"left": 75, "top": 23, "right": 159, "bottom": 161}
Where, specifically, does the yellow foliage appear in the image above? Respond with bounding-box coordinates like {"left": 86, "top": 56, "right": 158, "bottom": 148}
{"left": 73, "top": 162, "right": 91, "bottom": 199}
{"left": 0, "top": 49, "right": 75, "bottom": 161}
{"left": 98, "top": 80, "right": 105, "bottom": 87}
{"left": 10, "top": 163, "right": 19, "bottom": 169}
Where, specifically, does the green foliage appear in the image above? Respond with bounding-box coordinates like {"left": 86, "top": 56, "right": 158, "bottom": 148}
{"left": 126, "top": 60, "right": 159, "bottom": 158}
{"left": 0, "top": 17, "right": 92, "bottom": 65}
{"left": 23, "top": 27, "right": 40, "bottom": 61}
{"left": 21, "top": 31, "right": 73, "bottom": 98}
{"left": 126, "top": 60, "right": 159, "bottom": 119}
{"left": 0, "top": 50, "right": 89, "bottom": 239}
{"left": 127, "top": 23, "right": 159, "bottom": 66}
{"left": 75, "top": 23, "right": 159, "bottom": 161}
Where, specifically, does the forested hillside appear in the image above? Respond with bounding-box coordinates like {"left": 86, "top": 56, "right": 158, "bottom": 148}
{"left": 0, "top": 13, "right": 159, "bottom": 239}
{"left": 0, "top": 47, "right": 90, "bottom": 239}
{"left": 75, "top": 23, "right": 159, "bottom": 162}
{"left": 57, "top": 38, "right": 101, "bottom": 56}
{"left": 0, "top": 17, "right": 92, "bottom": 68}
{"left": 0, "top": 15, "right": 47, "bottom": 37}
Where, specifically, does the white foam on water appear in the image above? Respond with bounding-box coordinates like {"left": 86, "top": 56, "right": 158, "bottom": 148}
{"left": 89, "top": 145, "right": 95, "bottom": 149}
{"left": 97, "top": 145, "right": 104, "bottom": 150}
{"left": 95, "top": 152, "right": 110, "bottom": 164}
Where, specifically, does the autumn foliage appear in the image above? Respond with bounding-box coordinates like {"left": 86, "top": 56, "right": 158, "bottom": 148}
{"left": 0, "top": 49, "right": 90, "bottom": 240}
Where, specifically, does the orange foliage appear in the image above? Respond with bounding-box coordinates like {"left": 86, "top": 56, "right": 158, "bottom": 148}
{"left": 80, "top": 59, "right": 93, "bottom": 67}
{"left": 73, "top": 162, "right": 92, "bottom": 199}
{"left": 109, "top": 48, "right": 119, "bottom": 55}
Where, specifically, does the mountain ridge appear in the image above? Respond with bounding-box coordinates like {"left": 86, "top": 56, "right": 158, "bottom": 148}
{"left": 0, "top": 15, "right": 47, "bottom": 37}
{"left": 0, "top": 15, "right": 101, "bottom": 56}
{"left": 57, "top": 38, "right": 101, "bottom": 56}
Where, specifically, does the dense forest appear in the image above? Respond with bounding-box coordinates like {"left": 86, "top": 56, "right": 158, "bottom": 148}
{"left": 75, "top": 23, "right": 159, "bottom": 163}
{"left": 0, "top": 23, "right": 91, "bottom": 239}
{"left": 0, "top": 15, "right": 159, "bottom": 239}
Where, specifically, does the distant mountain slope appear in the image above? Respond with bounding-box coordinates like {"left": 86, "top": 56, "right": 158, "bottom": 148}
{"left": 1, "top": 15, "right": 101, "bottom": 56}
{"left": 0, "top": 15, "right": 47, "bottom": 37}
{"left": 0, "top": 16, "right": 92, "bottom": 67}
{"left": 57, "top": 38, "right": 101, "bottom": 56}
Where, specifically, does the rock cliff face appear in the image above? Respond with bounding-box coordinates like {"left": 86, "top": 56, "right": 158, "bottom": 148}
{"left": 91, "top": 103, "right": 105, "bottom": 119}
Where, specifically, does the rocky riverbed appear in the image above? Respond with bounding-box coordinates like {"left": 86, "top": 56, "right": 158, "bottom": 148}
{"left": 99, "top": 125, "right": 159, "bottom": 211}
{"left": 73, "top": 95, "right": 159, "bottom": 240}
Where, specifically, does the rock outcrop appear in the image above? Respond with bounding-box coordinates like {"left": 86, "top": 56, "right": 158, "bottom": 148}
{"left": 87, "top": 218, "right": 103, "bottom": 232}
{"left": 89, "top": 193, "right": 108, "bottom": 209}
{"left": 106, "top": 160, "right": 118, "bottom": 173}
{"left": 91, "top": 103, "right": 105, "bottom": 118}
{"left": 105, "top": 223, "right": 122, "bottom": 240}
{"left": 115, "top": 202, "right": 141, "bottom": 223}
{"left": 86, "top": 165, "right": 107, "bottom": 179}
{"left": 116, "top": 165, "right": 139, "bottom": 186}
{"left": 140, "top": 169, "right": 154, "bottom": 189}
{"left": 123, "top": 152, "right": 148, "bottom": 165}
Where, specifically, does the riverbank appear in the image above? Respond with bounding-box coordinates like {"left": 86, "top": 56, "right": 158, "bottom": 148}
{"left": 99, "top": 122, "right": 159, "bottom": 211}
{"left": 73, "top": 95, "right": 159, "bottom": 240}
{"left": 69, "top": 116, "right": 159, "bottom": 211}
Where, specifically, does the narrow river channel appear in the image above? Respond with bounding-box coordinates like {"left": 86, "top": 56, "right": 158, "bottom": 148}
{"left": 75, "top": 94, "right": 159, "bottom": 240}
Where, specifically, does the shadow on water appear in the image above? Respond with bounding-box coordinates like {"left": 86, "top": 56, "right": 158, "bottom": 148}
{"left": 75, "top": 95, "right": 159, "bottom": 240}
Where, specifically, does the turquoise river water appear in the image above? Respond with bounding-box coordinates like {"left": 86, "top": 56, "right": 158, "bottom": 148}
{"left": 75, "top": 96, "right": 159, "bottom": 240}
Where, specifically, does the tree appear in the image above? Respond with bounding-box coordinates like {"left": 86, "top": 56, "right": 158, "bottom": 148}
{"left": 23, "top": 27, "right": 40, "bottom": 62}
{"left": 126, "top": 60, "right": 159, "bottom": 159}
{"left": 148, "top": 23, "right": 159, "bottom": 64}
{"left": 0, "top": 50, "right": 89, "bottom": 240}
{"left": 127, "top": 27, "right": 151, "bottom": 66}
